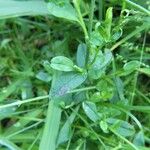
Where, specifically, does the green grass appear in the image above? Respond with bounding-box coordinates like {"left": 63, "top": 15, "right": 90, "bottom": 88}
{"left": 0, "top": 0, "right": 150, "bottom": 150}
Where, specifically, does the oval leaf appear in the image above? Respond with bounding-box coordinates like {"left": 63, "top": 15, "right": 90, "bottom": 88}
{"left": 50, "top": 71, "right": 87, "bottom": 98}
{"left": 76, "top": 43, "right": 87, "bottom": 68}
{"left": 82, "top": 101, "right": 99, "bottom": 122}
{"left": 123, "top": 61, "right": 140, "bottom": 74}
{"left": 51, "top": 56, "right": 74, "bottom": 72}
{"left": 107, "top": 118, "right": 135, "bottom": 137}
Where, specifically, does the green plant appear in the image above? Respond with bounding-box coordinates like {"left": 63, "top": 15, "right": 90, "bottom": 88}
{"left": 0, "top": 0, "right": 150, "bottom": 150}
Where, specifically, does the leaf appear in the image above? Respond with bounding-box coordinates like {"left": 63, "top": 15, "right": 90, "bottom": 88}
{"left": 50, "top": 71, "right": 87, "bottom": 98}
{"left": 21, "top": 79, "right": 33, "bottom": 100}
{"left": 0, "top": 79, "right": 24, "bottom": 102}
{"left": 39, "top": 100, "right": 62, "bottom": 150}
{"left": 105, "top": 7, "right": 113, "bottom": 39}
{"left": 0, "top": 0, "right": 49, "bottom": 19}
{"left": 112, "top": 28, "right": 122, "bottom": 41}
{"left": 90, "top": 31, "right": 105, "bottom": 48}
{"left": 99, "top": 120, "right": 108, "bottom": 133}
{"left": 0, "top": 106, "right": 16, "bottom": 120}
{"left": 57, "top": 106, "right": 79, "bottom": 146}
{"left": 47, "top": 1, "right": 78, "bottom": 21}
{"left": 133, "top": 131, "right": 145, "bottom": 147}
{"left": 82, "top": 101, "right": 99, "bottom": 122}
{"left": 36, "top": 70, "right": 52, "bottom": 82}
{"left": 107, "top": 118, "right": 135, "bottom": 137}
{"left": 50, "top": 56, "right": 74, "bottom": 72}
{"left": 76, "top": 43, "right": 87, "bottom": 68}
{"left": 88, "top": 49, "right": 112, "bottom": 79}
{"left": 113, "top": 77, "right": 126, "bottom": 102}
{"left": 43, "top": 60, "right": 53, "bottom": 74}
{"left": 72, "top": 91, "right": 86, "bottom": 104}
{"left": 138, "top": 68, "right": 150, "bottom": 77}
{"left": 123, "top": 60, "right": 140, "bottom": 74}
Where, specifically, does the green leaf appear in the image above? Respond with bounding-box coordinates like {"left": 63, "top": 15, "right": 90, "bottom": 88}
{"left": 123, "top": 60, "right": 140, "bottom": 74}
{"left": 99, "top": 120, "right": 109, "bottom": 133}
{"left": 0, "top": 106, "right": 16, "bottom": 120}
{"left": 133, "top": 131, "right": 145, "bottom": 147}
{"left": 50, "top": 56, "right": 74, "bottom": 72}
{"left": 36, "top": 70, "right": 52, "bottom": 82}
{"left": 138, "top": 68, "right": 150, "bottom": 77}
{"left": 90, "top": 31, "right": 105, "bottom": 48}
{"left": 88, "top": 49, "right": 112, "bottom": 79}
{"left": 105, "top": 7, "right": 113, "bottom": 39}
{"left": 0, "top": 79, "right": 24, "bottom": 102}
{"left": 0, "top": 0, "right": 49, "bottom": 19}
{"left": 50, "top": 71, "right": 87, "bottom": 98}
{"left": 43, "top": 60, "right": 53, "bottom": 74}
{"left": 112, "top": 28, "right": 122, "bottom": 41}
{"left": 57, "top": 106, "right": 79, "bottom": 146}
{"left": 82, "top": 101, "right": 99, "bottom": 122}
{"left": 21, "top": 79, "right": 33, "bottom": 100}
{"left": 76, "top": 43, "right": 87, "bottom": 68}
{"left": 39, "top": 100, "right": 62, "bottom": 150}
{"left": 47, "top": 1, "right": 78, "bottom": 21}
{"left": 107, "top": 118, "right": 135, "bottom": 137}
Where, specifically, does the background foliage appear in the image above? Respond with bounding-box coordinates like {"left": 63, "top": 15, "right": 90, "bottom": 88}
{"left": 0, "top": 0, "right": 150, "bottom": 150}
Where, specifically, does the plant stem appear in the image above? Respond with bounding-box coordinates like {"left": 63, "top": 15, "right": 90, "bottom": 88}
{"left": 98, "top": 0, "right": 104, "bottom": 20}
{"left": 124, "top": 0, "right": 150, "bottom": 15}
{"left": 68, "top": 86, "right": 96, "bottom": 94}
{"left": 136, "top": 89, "right": 150, "bottom": 104}
{"left": 0, "top": 86, "right": 96, "bottom": 110}
{"left": 73, "top": 0, "right": 89, "bottom": 41}
{"left": 0, "top": 95, "right": 49, "bottom": 109}
{"left": 110, "top": 127, "right": 139, "bottom": 150}
{"left": 88, "top": 0, "right": 95, "bottom": 35}
{"left": 130, "top": 32, "right": 146, "bottom": 104}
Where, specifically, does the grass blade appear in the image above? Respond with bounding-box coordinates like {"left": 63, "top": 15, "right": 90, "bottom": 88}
{"left": 39, "top": 100, "right": 62, "bottom": 150}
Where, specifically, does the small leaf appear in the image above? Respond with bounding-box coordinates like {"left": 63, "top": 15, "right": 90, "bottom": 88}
{"left": 21, "top": 80, "right": 33, "bottom": 100}
{"left": 107, "top": 118, "right": 135, "bottom": 137}
{"left": 88, "top": 49, "right": 112, "bottom": 79}
{"left": 100, "top": 120, "right": 108, "bottom": 133}
{"left": 47, "top": 1, "right": 78, "bottom": 21}
{"left": 0, "top": 79, "right": 24, "bottom": 102}
{"left": 123, "top": 60, "right": 140, "bottom": 74}
{"left": 112, "top": 28, "right": 122, "bottom": 41}
{"left": 57, "top": 106, "right": 79, "bottom": 146}
{"left": 51, "top": 56, "right": 74, "bottom": 72}
{"left": 76, "top": 43, "right": 87, "bottom": 68}
{"left": 73, "top": 91, "right": 86, "bottom": 104}
{"left": 133, "top": 131, "right": 145, "bottom": 146}
{"left": 82, "top": 101, "right": 99, "bottom": 122}
{"left": 90, "top": 31, "right": 105, "bottom": 48}
{"left": 43, "top": 60, "right": 53, "bottom": 74}
{"left": 36, "top": 70, "right": 52, "bottom": 82}
{"left": 0, "top": 106, "right": 16, "bottom": 120}
{"left": 105, "top": 7, "right": 113, "bottom": 39}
